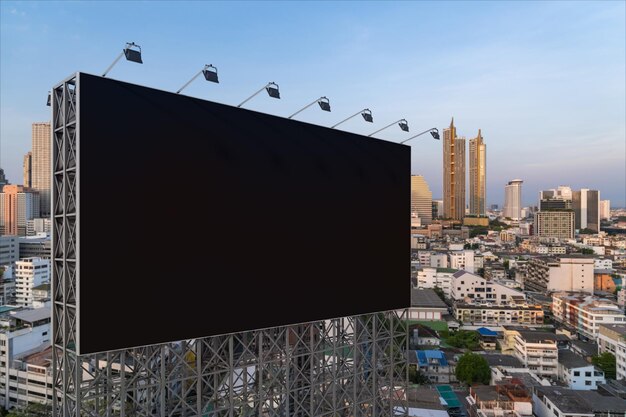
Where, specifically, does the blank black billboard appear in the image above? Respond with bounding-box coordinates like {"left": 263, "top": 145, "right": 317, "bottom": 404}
{"left": 77, "top": 73, "right": 410, "bottom": 354}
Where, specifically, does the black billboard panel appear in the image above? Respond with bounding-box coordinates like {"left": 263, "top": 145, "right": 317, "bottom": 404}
{"left": 76, "top": 73, "right": 410, "bottom": 354}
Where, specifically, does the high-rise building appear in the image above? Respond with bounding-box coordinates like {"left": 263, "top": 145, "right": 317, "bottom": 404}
{"left": 600, "top": 200, "right": 611, "bottom": 220}
{"left": 443, "top": 118, "right": 465, "bottom": 220}
{"left": 503, "top": 179, "right": 523, "bottom": 220}
{"left": 14, "top": 257, "right": 50, "bottom": 307}
{"left": 468, "top": 129, "right": 486, "bottom": 216}
{"left": 0, "top": 169, "right": 8, "bottom": 189}
{"left": 411, "top": 175, "right": 433, "bottom": 225}
{"left": 0, "top": 185, "right": 41, "bottom": 236}
{"left": 534, "top": 211, "right": 575, "bottom": 240}
{"left": 23, "top": 152, "right": 32, "bottom": 188}
{"left": 31, "top": 122, "right": 51, "bottom": 217}
{"left": 539, "top": 186, "right": 572, "bottom": 202}
{"left": 539, "top": 198, "right": 572, "bottom": 211}
{"left": 572, "top": 189, "right": 600, "bottom": 232}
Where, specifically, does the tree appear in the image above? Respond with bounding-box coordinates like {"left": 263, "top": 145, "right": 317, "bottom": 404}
{"left": 580, "top": 248, "right": 595, "bottom": 255}
{"left": 445, "top": 331, "right": 480, "bottom": 350}
{"left": 409, "top": 365, "right": 430, "bottom": 384}
{"left": 592, "top": 352, "right": 616, "bottom": 379}
{"left": 455, "top": 352, "right": 490, "bottom": 385}
{"left": 503, "top": 260, "right": 510, "bottom": 270}
{"left": 5, "top": 403, "right": 52, "bottom": 417}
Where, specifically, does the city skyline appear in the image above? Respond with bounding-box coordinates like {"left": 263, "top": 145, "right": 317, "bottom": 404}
{"left": 0, "top": 1, "right": 624, "bottom": 206}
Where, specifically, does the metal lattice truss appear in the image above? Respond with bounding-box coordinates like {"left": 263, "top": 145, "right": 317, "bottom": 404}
{"left": 51, "top": 73, "right": 409, "bottom": 417}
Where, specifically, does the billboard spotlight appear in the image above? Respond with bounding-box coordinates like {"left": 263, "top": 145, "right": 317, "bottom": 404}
{"left": 102, "top": 42, "right": 143, "bottom": 77}
{"left": 331, "top": 108, "right": 373, "bottom": 129}
{"left": 238, "top": 82, "right": 280, "bottom": 107}
{"left": 177, "top": 64, "right": 219, "bottom": 94}
{"left": 288, "top": 96, "right": 331, "bottom": 119}
{"left": 368, "top": 118, "right": 410, "bottom": 137}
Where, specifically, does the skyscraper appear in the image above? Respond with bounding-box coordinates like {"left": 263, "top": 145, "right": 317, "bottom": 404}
{"left": 468, "top": 129, "right": 486, "bottom": 216}
{"left": 31, "top": 123, "right": 51, "bottom": 217}
{"left": 0, "top": 185, "right": 41, "bottom": 236}
{"left": 410, "top": 175, "right": 433, "bottom": 225}
{"left": 503, "top": 179, "right": 523, "bottom": 220}
{"left": 443, "top": 118, "right": 465, "bottom": 220}
{"left": 600, "top": 200, "right": 611, "bottom": 220}
{"left": 23, "top": 152, "right": 32, "bottom": 188}
{"left": 572, "top": 189, "right": 600, "bottom": 232}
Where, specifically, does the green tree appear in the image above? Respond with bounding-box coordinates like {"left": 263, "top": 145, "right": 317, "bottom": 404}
{"left": 409, "top": 365, "right": 430, "bottom": 384}
{"left": 580, "top": 248, "right": 595, "bottom": 255}
{"left": 455, "top": 352, "right": 491, "bottom": 385}
{"left": 445, "top": 331, "right": 480, "bottom": 350}
{"left": 6, "top": 403, "right": 52, "bottom": 417}
{"left": 592, "top": 352, "right": 616, "bottom": 379}
{"left": 503, "top": 260, "right": 510, "bottom": 270}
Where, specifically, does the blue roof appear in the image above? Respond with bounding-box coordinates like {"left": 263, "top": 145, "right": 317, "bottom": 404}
{"left": 477, "top": 327, "right": 498, "bottom": 336}
{"left": 416, "top": 350, "right": 448, "bottom": 367}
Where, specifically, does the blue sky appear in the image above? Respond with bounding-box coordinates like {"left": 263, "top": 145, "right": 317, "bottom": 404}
{"left": 1, "top": 1, "right": 624, "bottom": 206}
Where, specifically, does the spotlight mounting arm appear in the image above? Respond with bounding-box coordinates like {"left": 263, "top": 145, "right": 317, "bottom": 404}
{"left": 331, "top": 108, "right": 373, "bottom": 129}
{"left": 102, "top": 42, "right": 142, "bottom": 77}
{"left": 367, "top": 119, "right": 409, "bottom": 137}
{"left": 238, "top": 82, "right": 280, "bottom": 108}
{"left": 288, "top": 96, "right": 331, "bottom": 119}
{"left": 400, "top": 128, "right": 440, "bottom": 144}
{"left": 176, "top": 64, "right": 219, "bottom": 94}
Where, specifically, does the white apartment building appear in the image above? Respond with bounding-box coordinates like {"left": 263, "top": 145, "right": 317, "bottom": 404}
{"left": 557, "top": 350, "right": 605, "bottom": 390}
{"left": 594, "top": 258, "right": 613, "bottom": 270}
{"left": 449, "top": 250, "right": 475, "bottom": 273}
{"left": 0, "top": 307, "right": 51, "bottom": 409}
{"left": 14, "top": 258, "right": 49, "bottom": 307}
{"left": 552, "top": 292, "right": 626, "bottom": 339}
{"left": 524, "top": 257, "right": 594, "bottom": 294}
{"left": 430, "top": 253, "right": 448, "bottom": 268}
{"left": 454, "top": 303, "right": 543, "bottom": 325}
{"left": 451, "top": 270, "right": 526, "bottom": 305}
{"left": 597, "top": 324, "right": 626, "bottom": 381}
{"left": 618, "top": 288, "right": 626, "bottom": 307}
{"left": 415, "top": 267, "right": 456, "bottom": 297}
{"left": 513, "top": 330, "right": 559, "bottom": 377}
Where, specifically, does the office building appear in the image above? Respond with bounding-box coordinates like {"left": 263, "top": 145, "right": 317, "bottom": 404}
{"left": 31, "top": 122, "right": 51, "bottom": 217}
{"left": 572, "top": 189, "right": 600, "bottom": 232}
{"left": 524, "top": 257, "right": 594, "bottom": 294}
{"left": 0, "top": 236, "right": 18, "bottom": 267}
{"left": 534, "top": 210, "right": 575, "bottom": 239}
{"left": 410, "top": 175, "right": 433, "bottom": 225}
{"left": 432, "top": 199, "right": 443, "bottom": 220}
{"left": 600, "top": 199, "right": 611, "bottom": 220}
{"left": 597, "top": 324, "right": 626, "bottom": 380}
{"left": 15, "top": 258, "right": 50, "bottom": 307}
{"left": 26, "top": 218, "right": 51, "bottom": 237}
{"left": 23, "top": 152, "right": 32, "bottom": 188}
{"left": 539, "top": 198, "right": 572, "bottom": 211}
{"left": 18, "top": 236, "right": 51, "bottom": 260}
{"left": 468, "top": 129, "right": 486, "bottom": 216}
{"left": 442, "top": 118, "right": 465, "bottom": 220}
{"left": 503, "top": 179, "right": 523, "bottom": 220}
{"left": 0, "top": 185, "right": 41, "bottom": 236}
{"left": 552, "top": 292, "right": 626, "bottom": 339}
{"left": 539, "top": 186, "right": 572, "bottom": 201}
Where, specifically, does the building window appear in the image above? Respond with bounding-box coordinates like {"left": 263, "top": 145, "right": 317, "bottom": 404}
{"left": 585, "top": 371, "right": 591, "bottom": 377}
{"left": 573, "top": 371, "right": 580, "bottom": 376}
{"left": 585, "top": 381, "right": 591, "bottom": 386}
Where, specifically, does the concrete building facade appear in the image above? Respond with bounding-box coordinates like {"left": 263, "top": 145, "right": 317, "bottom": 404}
{"left": 468, "top": 129, "right": 486, "bottom": 216}
{"left": 442, "top": 118, "right": 465, "bottom": 221}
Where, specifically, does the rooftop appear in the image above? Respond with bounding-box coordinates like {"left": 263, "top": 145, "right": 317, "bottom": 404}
{"left": 411, "top": 289, "right": 447, "bottom": 309}
{"left": 11, "top": 307, "right": 50, "bottom": 324}
{"left": 516, "top": 330, "right": 564, "bottom": 343}
{"left": 558, "top": 350, "right": 591, "bottom": 370}
{"left": 599, "top": 323, "right": 626, "bottom": 338}
{"left": 483, "top": 354, "right": 523, "bottom": 368}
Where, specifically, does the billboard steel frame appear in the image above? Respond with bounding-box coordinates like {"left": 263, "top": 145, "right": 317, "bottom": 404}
{"left": 51, "top": 73, "right": 408, "bottom": 417}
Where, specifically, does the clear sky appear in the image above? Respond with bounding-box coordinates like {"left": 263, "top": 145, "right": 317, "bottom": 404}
{"left": 1, "top": 1, "right": 624, "bottom": 207}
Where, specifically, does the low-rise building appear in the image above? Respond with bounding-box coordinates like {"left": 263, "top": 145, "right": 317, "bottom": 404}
{"left": 449, "top": 250, "right": 475, "bottom": 273}
{"left": 533, "top": 386, "right": 626, "bottom": 417}
{"left": 513, "top": 331, "right": 559, "bottom": 377}
{"left": 415, "top": 267, "right": 457, "bottom": 297}
{"left": 467, "top": 383, "right": 533, "bottom": 417}
{"left": 454, "top": 303, "right": 543, "bottom": 326}
{"left": 597, "top": 324, "right": 626, "bottom": 381}
{"left": 409, "top": 350, "right": 455, "bottom": 384}
{"left": 451, "top": 270, "right": 526, "bottom": 305}
{"left": 552, "top": 292, "right": 626, "bottom": 339}
{"left": 557, "top": 350, "right": 605, "bottom": 390}
{"left": 14, "top": 258, "right": 49, "bottom": 307}
{"left": 409, "top": 288, "right": 448, "bottom": 321}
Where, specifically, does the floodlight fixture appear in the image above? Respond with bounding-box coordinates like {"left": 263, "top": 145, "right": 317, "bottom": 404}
{"left": 367, "top": 119, "right": 409, "bottom": 137}
{"left": 400, "top": 128, "right": 440, "bottom": 144}
{"left": 288, "top": 96, "right": 331, "bottom": 119}
{"left": 176, "top": 64, "right": 219, "bottom": 94}
{"left": 238, "top": 82, "right": 280, "bottom": 107}
{"left": 102, "top": 42, "right": 143, "bottom": 77}
{"left": 46, "top": 91, "right": 51, "bottom": 107}
{"left": 331, "top": 108, "right": 373, "bottom": 129}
